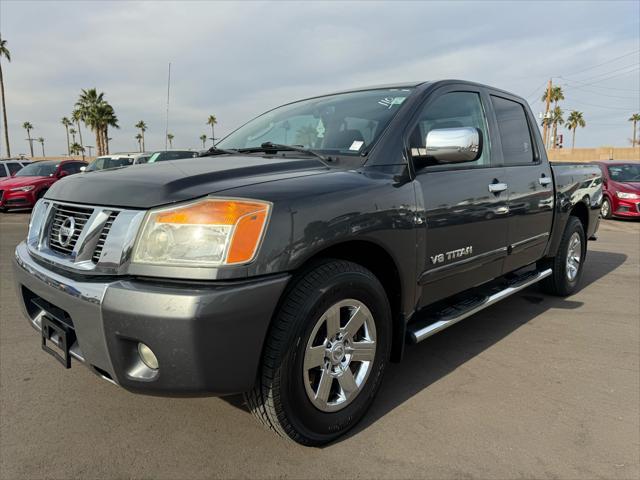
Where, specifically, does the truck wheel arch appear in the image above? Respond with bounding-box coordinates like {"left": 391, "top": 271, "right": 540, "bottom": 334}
{"left": 287, "top": 240, "right": 406, "bottom": 362}
{"left": 570, "top": 198, "right": 589, "bottom": 234}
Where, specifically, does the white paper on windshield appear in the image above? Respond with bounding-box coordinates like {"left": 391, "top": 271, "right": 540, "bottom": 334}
{"left": 349, "top": 140, "right": 364, "bottom": 151}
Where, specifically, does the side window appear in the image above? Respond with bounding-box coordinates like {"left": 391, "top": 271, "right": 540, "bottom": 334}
{"left": 7, "top": 162, "right": 22, "bottom": 175}
{"left": 0, "top": 165, "right": 7, "bottom": 177}
{"left": 61, "top": 162, "right": 82, "bottom": 174}
{"left": 409, "top": 91, "right": 490, "bottom": 169}
{"left": 491, "top": 96, "right": 534, "bottom": 165}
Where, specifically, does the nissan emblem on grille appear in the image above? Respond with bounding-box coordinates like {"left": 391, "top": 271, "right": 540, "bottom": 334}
{"left": 58, "top": 217, "right": 76, "bottom": 247}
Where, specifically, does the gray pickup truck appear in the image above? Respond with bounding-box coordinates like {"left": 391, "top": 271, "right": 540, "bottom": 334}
{"left": 13, "top": 80, "right": 601, "bottom": 445}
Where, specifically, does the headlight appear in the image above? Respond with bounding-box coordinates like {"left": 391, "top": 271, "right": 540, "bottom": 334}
{"left": 616, "top": 191, "right": 640, "bottom": 199}
{"left": 132, "top": 197, "right": 271, "bottom": 267}
{"left": 9, "top": 185, "right": 35, "bottom": 192}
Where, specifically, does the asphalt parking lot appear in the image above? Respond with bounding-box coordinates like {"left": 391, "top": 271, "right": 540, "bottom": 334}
{"left": 0, "top": 211, "right": 638, "bottom": 479}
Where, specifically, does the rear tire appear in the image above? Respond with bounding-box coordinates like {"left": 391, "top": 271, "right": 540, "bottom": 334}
{"left": 539, "top": 216, "right": 586, "bottom": 296}
{"left": 244, "top": 259, "right": 391, "bottom": 446}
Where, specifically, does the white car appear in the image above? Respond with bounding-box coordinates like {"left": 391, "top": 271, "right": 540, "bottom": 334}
{"left": 82, "top": 153, "right": 151, "bottom": 172}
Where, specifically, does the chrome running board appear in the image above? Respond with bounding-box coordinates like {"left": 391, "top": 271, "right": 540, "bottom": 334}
{"left": 408, "top": 268, "right": 552, "bottom": 344}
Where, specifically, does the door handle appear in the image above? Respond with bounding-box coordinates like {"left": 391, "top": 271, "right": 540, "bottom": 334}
{"left": 539, "top": 176, "right": 552, "bottom": 186}
{"left": 488, "top": 182, "right": 508, "bottom": 193}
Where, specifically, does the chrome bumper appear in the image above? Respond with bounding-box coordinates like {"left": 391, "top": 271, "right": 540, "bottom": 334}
{"left": 14, "top": 241, "right": 117, "bottom": 382}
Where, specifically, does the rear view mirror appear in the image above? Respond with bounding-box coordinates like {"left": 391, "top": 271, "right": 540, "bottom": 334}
{"left": 417, "top": 127, "right": 481, "bottom": 164}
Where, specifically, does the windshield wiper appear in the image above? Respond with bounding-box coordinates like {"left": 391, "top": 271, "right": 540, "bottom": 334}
{"left": 199, "top": 146, "right": 241, "bottom": 157}
{"left": 239, "top": 142, "right": 331, "bottom": 166}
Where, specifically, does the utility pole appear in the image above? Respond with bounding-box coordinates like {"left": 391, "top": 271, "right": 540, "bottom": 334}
{"left": 542, "top": 78, "right": 552, "bottom": 150}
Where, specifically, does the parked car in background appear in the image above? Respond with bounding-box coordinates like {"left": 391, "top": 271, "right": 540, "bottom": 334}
{"left": 0, "top": 158, "right": 32, "bottom": 178}
{"left": 83, "top": 153, "right": 151, "bottom": 173}
{"left": 0, "top": 159, "right": 86, "bottom": 211}
{"left": 595, "top": 161, "right": 640, "bottom": 219}
{"left": 147, "top": 150, "right": 198, "bottom": 162}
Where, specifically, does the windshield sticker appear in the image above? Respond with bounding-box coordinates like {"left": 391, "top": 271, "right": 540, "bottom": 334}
{"left": 349, "top": 140, "right": 364, "bottom": 151}
{"left": 316, "top": 119, "right": 325, "bottom": 138}
{"left": 378, "top": 96, "right": 407, "bottom": 109}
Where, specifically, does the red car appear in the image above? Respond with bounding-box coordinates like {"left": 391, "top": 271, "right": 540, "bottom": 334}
{"left": 595, "top": 161, "right": 640, "bottom": 219}
{"left": 0, "top": 159, "right": 86, "bottom": 211}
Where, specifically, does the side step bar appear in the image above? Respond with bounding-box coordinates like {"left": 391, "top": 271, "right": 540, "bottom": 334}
{"left": 407, "top": 268, "right": 552, "bottom": 344}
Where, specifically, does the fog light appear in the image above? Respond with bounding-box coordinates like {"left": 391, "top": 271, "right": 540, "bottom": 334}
{"left": 137, "top": 343, "right": 159, "bottom": 370}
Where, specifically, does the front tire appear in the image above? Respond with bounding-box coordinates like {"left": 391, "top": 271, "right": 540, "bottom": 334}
{"left": 244, "top": 259, "right": 391, "bottom": 446}
{"left": 539, "top": 216, "right": 586, "bottom": 296}
{"left": 601, "top": 197, "right": 612, "bottom": 219}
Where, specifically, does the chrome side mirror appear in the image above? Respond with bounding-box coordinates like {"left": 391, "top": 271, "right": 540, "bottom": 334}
{"left": 80, "top": 166, "right": 86, "bottom": 172}
{"left": 416, "top": 127, "right": 481, "bottom": 164}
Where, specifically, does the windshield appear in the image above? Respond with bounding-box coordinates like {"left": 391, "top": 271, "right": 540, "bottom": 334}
{"left": 608, "top": 164, "right": 640, "bottom": 182}
{"left": 15, "top": 162, "right": 58, "bottom": 177}
{"left": 86, "top": 156, "right": 134, "bottom": 172}
{"left": 217, "top": 88, "right": 414, "bottom": 156}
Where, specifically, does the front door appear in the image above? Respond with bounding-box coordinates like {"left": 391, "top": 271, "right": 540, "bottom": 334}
{"left": 409, "top": 88, "right": 510, "bottom": 307}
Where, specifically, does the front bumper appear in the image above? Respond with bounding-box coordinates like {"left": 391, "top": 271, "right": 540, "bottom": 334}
{"left": 0, "top": 189, "right": 36, "bottom": 209}
{"left": 612, "top": 197, "right": 640, "bottom": 218}
{"left": 13, "top": 241, "right": 290, "bottom": 395}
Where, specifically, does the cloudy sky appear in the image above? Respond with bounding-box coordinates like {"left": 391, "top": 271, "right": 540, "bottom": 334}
{"left": 1, "top": 0, "right": 639, "bottom": 157}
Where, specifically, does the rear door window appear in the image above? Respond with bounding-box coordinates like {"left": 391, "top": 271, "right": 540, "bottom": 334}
{"left": 0, "top": 164, "right": 7, "bottom": 177}
{"left": 491, "top": 96, "right": 534, "bottom": 165}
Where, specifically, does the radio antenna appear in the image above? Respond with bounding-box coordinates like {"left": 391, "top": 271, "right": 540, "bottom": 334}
{"left": 164, "top": 62, "right": 171, "bottom": 150}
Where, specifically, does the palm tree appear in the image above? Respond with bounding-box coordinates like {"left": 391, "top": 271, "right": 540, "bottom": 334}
{"left": 167, "top": 133, "right": 174, "bottom": 148}
{"left": 550, "top": 106, "right": 564, "bottom": 149}
{"left": 37, "top": 137, "right": 45, "bottom": 157}
{"left": 69, "top": 127, "right": 77, "bottom": 144}
{"left": 69, "top": 142, "right": 84, "bottom": 156}
{"left": 135, "top": 133, "right": 143, "bottom": 152}
{"left": 629, "top": 113, "right": 640, "bottom": 148}
{"left": 565, "top": 111, "right": 586, "bottom": 149}
{"left": 199, "top": 134, "right": 207, "bottom": 148}
{"left": 71, "top": 108, "right": 85, "bottom": 160}
{"left": 135, "top": 120, "right": 147, "bottom": 151}
{"left": 541, "top": 86, "right": 564, "bottom": 148}
{"left": 207, "top": 115, "right": 217, "bottom": 146}
{"left": 22, "top": 121, "right": 34, "bottom": 157}
{"left": 541, "top": 86, "right": 565, "bottom": 110}
{"left": 94, "top": 102, "right": 118, "bottom": 154}
{"left": 0, "top": 35, "right": 11, "bottom": 157}
{"left": 75, "top": 88, "right": 105, "bottom": 154}
{"left": 61, "top": 117, "right": 72, "bottom": 155}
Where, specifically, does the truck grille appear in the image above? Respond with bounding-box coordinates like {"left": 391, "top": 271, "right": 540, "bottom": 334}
{"left": 48, "top": 204, "right": 94, "bottom": 255}
{"left": 92, "top": 211, "right": 119, "bottom": 263}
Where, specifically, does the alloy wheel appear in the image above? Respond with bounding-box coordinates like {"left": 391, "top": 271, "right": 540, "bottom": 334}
{"left": 303, "top": 299, "right": 377, "bottom": 412}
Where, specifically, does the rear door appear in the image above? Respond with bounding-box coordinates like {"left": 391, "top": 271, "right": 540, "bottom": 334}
{"left": 489, "top": 94, "right": 554, "bottom": 272}
{"left": 409, "top": 86, "right": 510, "bottom": 306}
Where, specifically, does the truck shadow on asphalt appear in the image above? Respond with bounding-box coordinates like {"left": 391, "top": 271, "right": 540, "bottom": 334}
{"left": 223, "top": 250, "right": 627, "bottom": 446}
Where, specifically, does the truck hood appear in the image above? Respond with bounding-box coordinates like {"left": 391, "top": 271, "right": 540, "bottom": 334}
{"left": 46, "top": 155, "right": 329, "bottom": 208}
